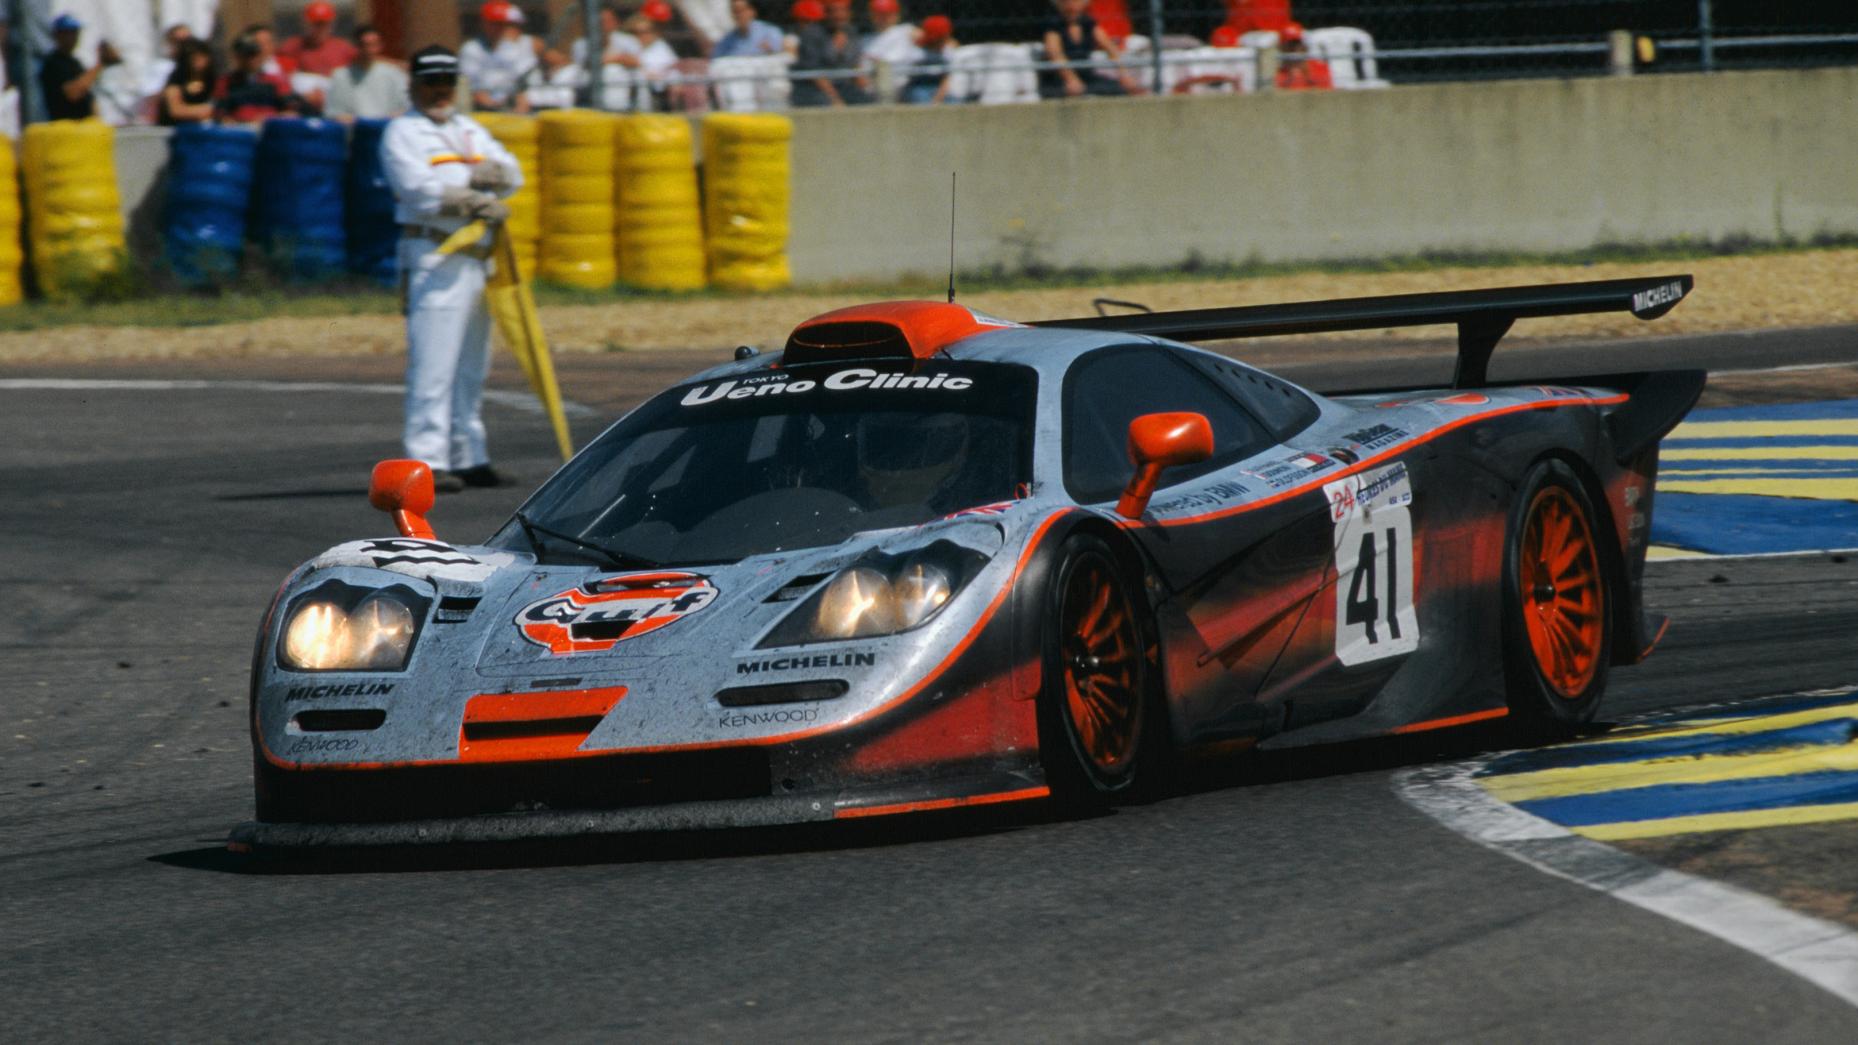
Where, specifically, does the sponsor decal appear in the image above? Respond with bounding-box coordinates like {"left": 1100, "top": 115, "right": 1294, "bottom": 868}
{"left": 1341, "top": 423, "right": 1407, "bottom": 452}
{"left": 681, "top": 369, "right": 974, "bottom": 406}
{"left": 719, "top": 706, "right": 821, "bottom": 729}
{"left": 1244, "top": 452, "right": 1337, "bottom": 489}
{"left": 285, "top": 736, "right": 361, "bottom": 756}
{"left": 1150, "top": 478, "right": 1252, "bottom": 515}
{"left": 1529, "top": 385, "right": 1586, "bottom": 399}
{"left": 311, "top": 538, "right": 507, "bottom": 583}
{"left": 1631, "top": 280, "right": 1685, "bottom": 316}
{"left": 1436, "top": 393, "right": 1491, "bottom": 407}
{"left": 286, "top": 681, "right": 397, "bottom": 701}
{"left": 517, "top": 572, "right": 718, "bottom": 655}
{"left": 737, "top": 652, "right": 876, "bottom": 675}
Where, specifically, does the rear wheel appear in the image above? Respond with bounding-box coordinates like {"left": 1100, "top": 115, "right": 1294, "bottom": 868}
{"left": 1502, "top": 460, "right": 1613, "bottom": 736}
{"left": 1040, "top": 534, "right": 1162, "bottom": 802}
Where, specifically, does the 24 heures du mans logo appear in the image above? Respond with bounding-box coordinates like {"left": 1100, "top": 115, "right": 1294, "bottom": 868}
{"left": 517, "top": 572, "right": 718, "bottom": 655}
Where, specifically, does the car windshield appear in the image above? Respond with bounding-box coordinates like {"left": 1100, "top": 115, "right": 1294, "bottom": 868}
{"left": 491, "top": 361, "right": 1036, "bottom": 566}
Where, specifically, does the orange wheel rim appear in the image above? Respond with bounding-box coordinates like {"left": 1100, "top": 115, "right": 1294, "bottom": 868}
{"left": 1060, "top": 555, "right": 1141, "bottom": 774}
{"left": 1519, "top": 486, "right": 1606, "bottom": 699}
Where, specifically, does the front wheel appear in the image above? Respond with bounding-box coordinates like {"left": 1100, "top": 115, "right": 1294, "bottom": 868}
{"left": 1501, "top": 460, "right": 1614, "bottom": 736}
{"left": 1039, "top": 534, "right": 1163, "bottom": 803}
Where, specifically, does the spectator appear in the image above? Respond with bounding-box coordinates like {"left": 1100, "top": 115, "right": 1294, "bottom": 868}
{"left": 863, "top": 0, "right": 919, "bottom": 69}
{"left": 279, "top": 3, "right": 357, "bottom": 76}
{"left": 522, "top": 46, "right": 582, "bottom": 111}
{"left": 712, "top": 0, "right": 785, "bottom": 58}
{"left": 461, "top": 1, "right": 538, "bottom": 112}
{"left": 793, "top": 0, "right": 872, "bottom": 107}
{"left": 243, "top": 24, "right": 293, "bottom": 79}
{"left": 627, "top": 13, "right": 680, "bottom": 109}
{"left": 1274, "top": 22, "right": 1331, "bottom": 90}
{"left": 326, "top": 25, "right": 410, "bottom": 121}
{"left": 157, "top": 38, "right": 218, "bottom": 126}
{"left": 900, "top": 15, "right": 956, "bottom": 105}
{"left": 40, "top": 13, "right": 121, "bottom": 121}
{"left": 570, "top": 4, "right": 643, "bottom": 110}
{"left": 217, "top": 28, "right": 301, "bottom": 124}
{"left": 141, "top": 24, "right": 192, "bottom": 108}
{"left": 1039, "top": 0, "right": 1131, "bottom": 99}
{"left": 1225, "top": 0, "right": 1297, "bottom": 38}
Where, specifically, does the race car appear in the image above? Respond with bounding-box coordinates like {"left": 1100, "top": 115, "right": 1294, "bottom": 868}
{"left": 233, "top": 274, "right": 1701, "bottom": 849}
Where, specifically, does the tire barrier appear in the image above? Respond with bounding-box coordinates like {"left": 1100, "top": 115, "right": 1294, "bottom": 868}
{"left": 0, "top": 142, "right": 24, "bottom": 307}
{"left": 163, "top": 124, "right": 258, "bottom": 286}
{"left": 614, "top": 115, "right": 705, "bottom": 291}
{"left": 252, "top": 118, "right": 348, "bottom": 280}
{"left": 473, "top": 112, "right": 542, "bottom": 278}
{"left": 539, "top": 109, "right": 619, "bottom": 289}
{"left": 701, "top": 114, "right": 791, "bottom": 292}
{"left": 344, "top": 119, "right": 398, "bottom": 285}
{"left": 21, "top": 119, "right": 126, "bottom": 299}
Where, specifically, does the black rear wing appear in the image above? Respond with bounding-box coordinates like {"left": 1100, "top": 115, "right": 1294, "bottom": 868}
{"left": 1032, "top": 275, "right": 1693, "bottom": 388}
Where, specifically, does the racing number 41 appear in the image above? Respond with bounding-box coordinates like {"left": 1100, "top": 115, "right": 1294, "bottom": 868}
{"left": 1334, "top": 503, "right": 1418, "bottom": 666}
{"left": 1344, "top": 527, "right": 1402, "bottom": 644}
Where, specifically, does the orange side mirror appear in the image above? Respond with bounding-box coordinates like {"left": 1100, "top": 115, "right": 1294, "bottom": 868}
{"left": 1116, "top": 412, "right": 1214, "bottom": 519}
{"left": 369, "top": 459, "right": 438, "bottom": 540}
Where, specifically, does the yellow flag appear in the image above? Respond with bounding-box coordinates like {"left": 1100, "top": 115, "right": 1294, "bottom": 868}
{"left": 437, "top": 221, "right": 574, "bottom": 462}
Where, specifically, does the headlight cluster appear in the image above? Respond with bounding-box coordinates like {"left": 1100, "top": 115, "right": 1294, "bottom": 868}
{"left": 760, "top": 540, "right": 989, "bottom": 648}
{"left": 279, "top": 582, "right": 428, "bottom": 672}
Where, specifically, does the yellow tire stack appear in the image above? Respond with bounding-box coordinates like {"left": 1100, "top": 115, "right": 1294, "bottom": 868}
{"left": 0, "top": 142, "right": 24, "bottom": 307}
{"left": 21, "top": 120, "right": 125, "bottom": 299}
{"left": 538, "top": 110, "right": 618, "bottom": 289}
{"left": 614, "top": 115, "right": 705, "bottom": 291}
{"left": 472, "top": 112, "right": 542, "bottom": 278}
{"left": 701, "top": 114, "right": 791, "bottom": 291}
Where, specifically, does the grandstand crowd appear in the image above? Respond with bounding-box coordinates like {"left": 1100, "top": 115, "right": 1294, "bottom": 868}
{"left": 11, "top": 0, "right": 1353, "bottom": 131}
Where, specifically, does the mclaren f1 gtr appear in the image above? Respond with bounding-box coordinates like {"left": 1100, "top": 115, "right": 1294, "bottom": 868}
{"left": 234, "top": 274, "right": 1701, "bottom": 848}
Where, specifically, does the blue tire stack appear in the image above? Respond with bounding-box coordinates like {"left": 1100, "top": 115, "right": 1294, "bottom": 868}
{"left": 163, "top": 125, "right": 257, "bottom": 285}
{"left": 345, "top": 119, "right": 399, "bottom": 286}
{"left": 252, "top": 118, "right": 348, "bottom": 280}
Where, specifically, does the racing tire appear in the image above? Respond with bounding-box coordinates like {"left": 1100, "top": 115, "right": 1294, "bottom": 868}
{"left": 1038, "top": 533, "right": 1166, "bottom": 806}
{"left": 1501, "top": 459, "right": 1614, "bottom": 738}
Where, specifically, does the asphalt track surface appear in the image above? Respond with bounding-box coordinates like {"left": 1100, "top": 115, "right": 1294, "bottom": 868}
{"left": 4, "top": 325, "right": 1858, "bottom": 1040}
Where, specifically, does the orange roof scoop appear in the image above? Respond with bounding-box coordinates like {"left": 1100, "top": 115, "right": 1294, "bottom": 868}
{"left": 784, "top": 301, "right": 1018, "bottom": 365}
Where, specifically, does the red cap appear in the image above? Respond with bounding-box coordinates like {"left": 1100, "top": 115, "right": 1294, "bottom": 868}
{"left": 870, "top": 0, "right": 899, "bottom": 12}
{"left": 480, "top": 2, "right": 522, "bottom": 25}
{"left": 920, "top": 15, "right": 952, "bottom": 43}
{"left": 304, "top": 1, "right": 336, "bottom": 23}
{"left": 642, "top": 0, "right": 674, "bottom": 21}
{"left": 1209, "top": 25, "right": 1240, "bottom": 48}
{"left": 791, "top": 1, "right": 824, "bottom": 22}
{"left": 1280, "top": 22, "right": 1304, "bottom": 44}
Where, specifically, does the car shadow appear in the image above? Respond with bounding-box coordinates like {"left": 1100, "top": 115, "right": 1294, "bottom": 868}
{"left": 146, "top": 801, "right": 1083, "bottom": 876}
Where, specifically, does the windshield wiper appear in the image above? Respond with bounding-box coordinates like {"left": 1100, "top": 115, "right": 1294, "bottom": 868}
{"left": 511, "top": 511, "right": 661, "bottom": 571}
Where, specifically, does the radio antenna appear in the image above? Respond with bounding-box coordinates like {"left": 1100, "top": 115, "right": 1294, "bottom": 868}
{"left": 946, "top": 172, "right": 957, "bottom": 304}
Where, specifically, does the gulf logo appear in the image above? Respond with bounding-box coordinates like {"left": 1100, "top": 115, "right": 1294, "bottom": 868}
{"left": 517, "top": 572, "right": 718, "bottom": 655}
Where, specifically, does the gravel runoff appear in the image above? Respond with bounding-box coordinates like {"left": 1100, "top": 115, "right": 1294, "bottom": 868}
{"left": 2, "top": 249, "right": 1854, "bottom": 365}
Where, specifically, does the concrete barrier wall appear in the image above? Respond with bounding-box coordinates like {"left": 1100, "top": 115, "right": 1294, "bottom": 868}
{"left": 786, "top": 68, "right": 1858, "bottom": 283}
{"left": 103, "top": 67, "right": 1858, "bottom": 286}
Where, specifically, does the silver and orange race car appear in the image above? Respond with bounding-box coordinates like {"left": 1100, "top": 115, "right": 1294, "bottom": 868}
{"left": 234, "top": 275, "right": 1700, "bottom": 848}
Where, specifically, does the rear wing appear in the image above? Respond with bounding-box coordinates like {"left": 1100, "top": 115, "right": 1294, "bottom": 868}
{"left": 1032, "top": 275, "right": 1694, "bottom": 388}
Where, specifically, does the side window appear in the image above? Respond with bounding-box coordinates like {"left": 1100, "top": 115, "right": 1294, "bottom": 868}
{"left": 1189, "top": 355, "right": 1321, "bottom": 441}
{"left": 1063, "top": 347, "right": 1275, "bottom": 504}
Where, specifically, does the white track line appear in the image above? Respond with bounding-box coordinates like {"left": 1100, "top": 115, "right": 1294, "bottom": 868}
{"left": 0, "top": 378, "right": 598, "bottom": 417}
{"left": 1651, "top": 546, "right": 1858, "bottom": 562}
{"left": 1396, "top": 759, "right": 1858, "bottom": 1009}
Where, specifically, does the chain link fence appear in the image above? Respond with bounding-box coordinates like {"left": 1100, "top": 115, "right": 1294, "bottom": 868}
{"left": 918, "top": 1, "right": 1858, "bottom": 81}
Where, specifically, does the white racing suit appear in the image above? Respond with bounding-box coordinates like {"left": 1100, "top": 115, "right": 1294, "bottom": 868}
{"left": 379, "top": 110, "right": 523, "bottom": 473}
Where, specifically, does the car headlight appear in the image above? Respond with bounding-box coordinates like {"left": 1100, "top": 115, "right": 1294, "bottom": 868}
{"left": 760, "top": 540, "right": 986, "bottom": 648}
{"left": 278, "top": 582, "right": 428, "bottom": 672}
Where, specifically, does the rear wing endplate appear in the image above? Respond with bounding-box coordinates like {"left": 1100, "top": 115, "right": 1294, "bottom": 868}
{"left": 1032, "top": 275, "right": 1693, "bottom": 388}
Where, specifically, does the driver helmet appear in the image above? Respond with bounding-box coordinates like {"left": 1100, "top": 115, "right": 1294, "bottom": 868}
{"left": 856, "top": 412, "right": 970, "bottom": 505}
